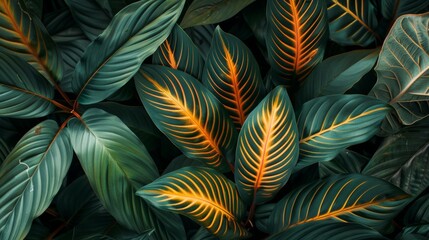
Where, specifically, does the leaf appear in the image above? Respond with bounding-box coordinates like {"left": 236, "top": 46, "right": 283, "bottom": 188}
{"left": 137, "top": 166, "right": 250, "bottom": 239}
{"left": 22, "top": 0, "right": 43, "bottom": 18}
{"left": 163, "top": 155, "right": 205, "bottom": 175}
{"left": 319, "top": 149, "right": 369, "bottom": 178}
{"left": 254, "top": 203, "right": 275, "bottom": 233}
{"left": 362, "top": 120, "right": 429, "bottom": 196}
{"left": 404, "top": 192, "right": 429, "bottom": 225}
{"left": 185, "top": 24, "right": 216, "bottom": 60}
{"left": 135, "top": 65, "right": 238, "bottom": 172}
{"left": 190, "top": 227, "right": 218, "bottom": 240}
{"left": 327, "top": 0, "right": 379, "bottom": 46}
{"left": 180, "top": 0, "right": 255, "bottom": 28}
{"left": 397, "top": 224, "right": 429, "bottom": 240}
{"left": 382, "top": 0, "right": 429, "bottom": 20}
{"left": 0, "top": 52, "right": 55, "bottom": 118}
{"left": 65, "top": 0, "right": 112, "bottom": 41}
{"left": 0, "top": 0, "right": 63, "bottom": 82}
{"left": 297, "top": 49, "right": 379, "bottom": 105}
{"left": 370, "top": 13, "right": 429, "bottom": 126}
{"left": 296, "top": 94, "right": 390, "bottom": 170}
{"left": 0, "top": 137, "right": 10, "bottom": 165}
{"left": 0, "top": 120, "right": 72, "bottom": 239}
{"left": 203, "top": 26, "right": 265, "bottom": 129}
{"left": 72, "top": 0, "right": 185, "bottom": 105}
{"left": 235, "top": 86, "right": 299, "bottom": 205}
{"left": 266, "top": 0, "right": 328, "bottom": 85}
{"left": 266, "top": 174, "right": 410, "bottom": 233}
{"left": 68, "top": 108, "right": 186, "bottom": 239}
{"left": 153, "top": 24, "right": 205, "bottom": 80}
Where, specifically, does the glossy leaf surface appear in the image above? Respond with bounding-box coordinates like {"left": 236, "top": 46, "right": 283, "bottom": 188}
{"left": 382, "top": 0, "right": 429, "bottom": 20}
{"left": 203, "top": 26, "right": 265, "bottom": 129}
{"left": 135, "top": 65, "right": 237, "bottom": 172}
{"left": 0, "top": 120, "right": 72, "bottom": 239}
{"left": 137, "top": 166, "right": 250, "bottom": 239}
{"left": 73, "top": 0, "right": 185, "bottom": 104}
{"left": 235, "top": 86, "right": 299, "bottom": 205}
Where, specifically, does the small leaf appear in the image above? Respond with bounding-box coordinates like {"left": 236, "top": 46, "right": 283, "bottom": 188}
{"left": 137, "top": 166, "right": 250, "bottom": 239}
{"left": 319, "top": 149, "right": 369, "bottom": 178}
{"left": 382, "top": 0, "right": 429, "bottom": 20}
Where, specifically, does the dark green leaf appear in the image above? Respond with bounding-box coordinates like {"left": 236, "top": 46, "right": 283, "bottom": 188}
{"left": 162, "top": 155, "right": 205, "bottom": 175}
{"left": 190, "top": 227, "right": 218, "bottom": 240}
{"left": 22, "top": 0, "right": 43, "bottom": 18}
{"left": 185, "top": 24, "right": 216, "bottom": 60}
{"left": 319, "top": 149, "right": 369, "bottom": 178}
{"left": 404, "top": 192, "right": 429, "bottom": 225}
{"left": 382, "top": 0, "right": 429, "bottom": 20}
{"left": 397, "top": 225, "right": 429, "bottom": 240}
{"left": 254, "top": 203, "right": 275, "bottom": 233}
{"left": 0, "top": 138, "right": 10, "bottom": 165}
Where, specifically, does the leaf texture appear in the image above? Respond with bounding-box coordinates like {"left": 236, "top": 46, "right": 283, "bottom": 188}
{"left": 72, "top": 0, "right": 185, "bottom": 104}
{"left": 235, "top": 86, "right": 299, "bottom": 205}
{"left": 0, "top": 120, "right": 72, "bottom": 239}
{"left": 137, "top": 166, "right": 250, "bottom": 239}
{"left": 382, "top": 0, "right": 429, "bottom": 20}
{"left": 319, "top": 149, "right": 369, "bottom": 178}
{"left": 135, "top": 65, "right": 238, "bottom": 172}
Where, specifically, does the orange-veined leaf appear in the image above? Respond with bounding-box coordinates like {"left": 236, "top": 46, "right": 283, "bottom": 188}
{"left": 266, "top": 0, "right": 328, "bottom": 85}
{"left": 235, "top": 86, "right": 299, "bottom": 205}
{"left": 327, "top": 0, "right": 379, "bottom": 46}
{"left": 135, "top": 65, "right": 238, "bottom": 172}
{"left": 382, "top": 0, "right": 429, "bottom": 20}
{"left": 153, "top": 24, "right": 204, "bottom": 80}
{"left": 266, "top": 174, "right": 410, "bottom": 233}
{"left": 137, "top": 166, "right": 250, "bottom": 239}
{"left": 0, "top": 0, "right": 63, "bottom": 82}
{"left": 203, "top": 26, "right": 265, "bottom": 129}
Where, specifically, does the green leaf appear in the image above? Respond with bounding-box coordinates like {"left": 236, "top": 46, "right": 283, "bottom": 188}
{"left": 0, "top": 0, "right": 63, "bottom": 82}
{"left": 153, "top": 24, "right": 205, "bottom": 80}
{"left": 0, "top": 120, "right": 72, "bottom": 239}
{"left": 135, "top": 65, "right": 238, "bottom": 172}
{"left": 72, "top": 0, "right": 185, "bottom": 104}
{"left": 370, "top": 13, "right": 429, "bottom": 126}
{"left": 382, "top": 0, "right": 429, "bottom": 20}
{"left": 266, "top": 0, "right": 328, "bottom": 85}
{"left": 268, "top": 220, "right": 388, "bottom": 240}
{"left": 203, "top": 26, "right": 265, "bottom": 129}
{"left": 0, "top": 52, "right": 55, "bottom": 118}
{"left": 185, "top": 24, "right": 216, "bottom": 60}
{"left": 297, "top": 49, "right": 379, "bottom": 105}
{"left": 327, "top": 0, "right": 379, "bottom": 46}
{"left": 235, "top": 86, "right": 299, "bottom": 205}
{"left": 397, "top": 225, "right": 429, "bottom": 240}
{"left": 297, "top": 95, "right": 390, "bottom": 170}
{"left": 267, "top": 174, "right": 410, "bottom": 233}
{"left": 190, "top": 227, "right": 218, "bottom": 240}
{"left": 22, "top": 0, "right": 43, "bottom": 18}
{"left": 180, "top": 0, "right": 255, "bottom": 28}
{"left": 404, "top": 192, "right": 429, "bottom": 225}
{"left": 68, "top": 108, "right": 185, "bottom": 239}
{"left": 163, "top": 155, "right": 205, "bottom": 174}
{"left": 319, "top": 149, "right": 369, "bottom": 178}
{"left": 137, "top": 166, "right": 250, "bottom": 239}
{"left": 362, "top": 120, "right": 429, "bottom": 196}
{"left": 0, "top": 138, "right": 10, "bottom": 165}
{"left": 254, "top": 203, "right": 275, "bottom": 233}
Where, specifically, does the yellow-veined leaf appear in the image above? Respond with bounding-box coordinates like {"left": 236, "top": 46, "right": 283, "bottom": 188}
{"left": 203, "top": 26, "right": 265, "bottom": 129}
{"left": 137, "top": 166, "right": 250, "bottom": 239}
{"left": 266, "top": 0, "right": 328, "bottom": 85}
{"left": 135, "top": 65, "right": 238, "bottom": 172}
{"left": 235, "top": 86, "right": 299, "bottom": 205}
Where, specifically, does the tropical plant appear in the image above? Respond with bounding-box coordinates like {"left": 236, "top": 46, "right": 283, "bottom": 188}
{"left": 0, "top": 0, "right": 429, "bottom": 239}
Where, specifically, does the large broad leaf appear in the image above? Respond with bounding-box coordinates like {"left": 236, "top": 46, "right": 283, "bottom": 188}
{"left": 0, "top": 52, "right": 55, "bottom": 118}
{"left": 72, "top": 0, "right": 185, "bottom": 105}
{"left": 203, "top": 26, "right": 265, "bottom": 129}
{"left": 297, "top": 49, "right": 379, "bottom": 105}
{"left": 382, "top": 0, "right": 429, "bottom": 20}
{"left": 266, "top": 0, "right": 328, "bottom": 85}
{"left": 153, "top": 24, "right": 204, "bottom": 80}
{"left": 135, "top": 65, "right": 238, "bottom": 172}
{"left": 268, "top": 220, "right": 388, "bottom": 240}
{"left": 235, "top": 86, "right": 299, "bottom": 205}
{"left": 319, "top": 149, "right": 369, "bottom": 178}
{"left": 0, "top": 120, "right": 72, "bottom": 239}
{"left": 0, "top": 0, "right": 62, "bottom": 82}
{"left": 266, "top": 174, "right": 410, "bottom": 233}
{"left": 137, "top": 166, "right": 250, "bottom": 239}
{"left": 362, "top": 120, "right": 429, "bottom": 196}
{"left": 370, "top": 13, "right": 429, "bottom": 126}
{"left": 296, "top": 95, "right": 390, "bottom": 170}
{"left": 404, "top": 192, "right": 429, "bottom": 225}
{"left": 327, "top": 0, "right": 379, "bottom": 46}
{"left": 180, "top": 0, "right": 255, "bottom": 28}
{"left": 68, "top": 108, "right": 186, "bottom": 239}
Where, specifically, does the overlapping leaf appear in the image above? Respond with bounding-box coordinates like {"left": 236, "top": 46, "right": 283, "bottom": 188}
{"left": 370, "top": 13, "right": 429, "bottom": 126}
{"left": 203, "top": 26, "right": 265, "bottom": 129}
{"left": 68, "top": 108, "right": 185, "bottom": 239}
{"left": 185, "top": 24, "right": 216, "bottom": 60}
{"left": 153, "top": 24, "right": 204, "bottom": 80}
{"left": 266, "top": 0, "right": 328, "bottom": 84}
{"left": 0, "top": 138, "right": 9, "bottom": 165}
{"left": 0, "top": 53, "right": 55, "bottom": 118}
{"left": 0, "top": 120, "right": 72, "bottom": 239}
{"left": 137, "top": 166, "right": 250, "bottom": 239}
{"left": 266, "top": 174, "right": 410, "bottom": 233}
{"left": 235, "top": 86, "right": 299, "bottom": 205}
{"left": 297, "top": 95, "right": 390, "bottom": 169}
{"left": 404, "top": 192, "right": 429, "bottom": 225}
{"left": 327, "top": 0, "right": 379, "bottom": 46}
{"left": 135, "top": 65, "right": 237, "bottom": 172}
{"left": 319, "top": 149, "right": 369, "bottom": 178}
{"left": 72, "top": 0, "right": 185, "bottom": 104}
{"left": 382, "top": 0, "right": 429, "bottom": 20}
{"left": 0, "top": 0, "right": 62, "bottom": 82}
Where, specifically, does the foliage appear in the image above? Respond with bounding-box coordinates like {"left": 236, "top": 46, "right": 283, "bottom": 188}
{"left": 0, "top": 0, "right": 428, "bottom": 239}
